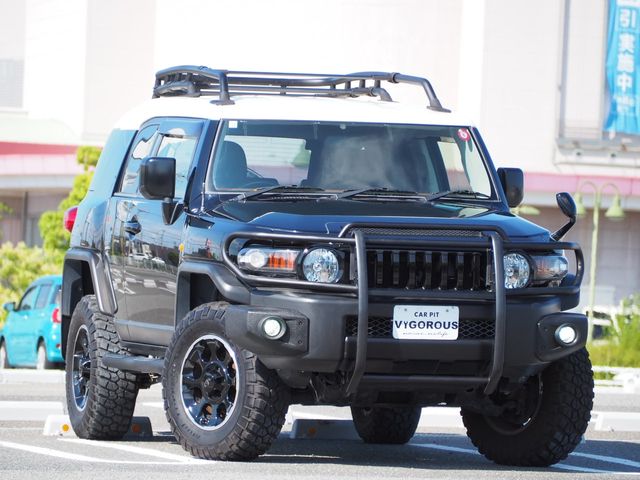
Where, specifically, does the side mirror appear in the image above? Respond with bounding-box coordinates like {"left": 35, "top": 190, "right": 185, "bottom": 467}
{"left": 497, "top": 167, "right": 524, "bottom": 208}
{"left": 551, "top": 192, "right": 577, "bottom": 241}
{"left": 140, "top": 157, "right": 176, "bottom": 200}
{"left": 3, "top": 302, "right": 15, "bottom": 312}
{"left": 556, "top": 191, "right": 576, "bottom": 219}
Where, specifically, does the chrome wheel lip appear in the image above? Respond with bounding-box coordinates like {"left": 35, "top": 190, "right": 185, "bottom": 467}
{"left": 180, "top": 334, "right": 239, "bottom": 431}
{"left": 71, "top": 325, "right": 91, "bottom": 411}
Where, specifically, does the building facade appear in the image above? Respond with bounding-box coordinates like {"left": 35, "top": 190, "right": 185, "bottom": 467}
{"left": 0, "top": 0, "right": 638, "bottom": 307}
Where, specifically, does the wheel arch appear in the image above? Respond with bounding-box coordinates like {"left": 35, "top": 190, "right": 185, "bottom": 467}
{"left": 61, "top": 248, "right": 117, "bottom": 359}
{"left": 175, "top": 261, "right": 250, "bottom": 325}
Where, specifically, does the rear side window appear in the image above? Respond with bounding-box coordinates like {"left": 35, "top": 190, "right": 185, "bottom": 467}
{"left": 118, "top": 125, "right": 159, "bottom": 195}
{"left": 34, "top": 284, "right": 53, "bottom": 309}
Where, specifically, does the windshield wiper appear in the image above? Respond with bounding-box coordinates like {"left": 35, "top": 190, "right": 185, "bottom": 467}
{"left": 229, "top": 185, "right": 326, "bottom": 201}
{"left": 336, "top": 187, "right": 425, "bottom": 200}
{"left": 426, "top": 189, "right": 492, "bottom": 202}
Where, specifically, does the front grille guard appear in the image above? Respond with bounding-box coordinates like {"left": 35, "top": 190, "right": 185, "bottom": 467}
{"left": 221, "top": 225, "right": 584, "bottom": 396}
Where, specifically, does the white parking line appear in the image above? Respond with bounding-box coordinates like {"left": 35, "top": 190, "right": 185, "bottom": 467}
{"left": 410, "top": 442, "right": 640, "bottom": 475}
{"left": 0, "top": 440, "right": 205, "bottom": 465}
{"left": 59, "top": 438, "right": 210, "bottom": 464}
{"left": 571, "top": 451, "right": 640, "bottom": 470}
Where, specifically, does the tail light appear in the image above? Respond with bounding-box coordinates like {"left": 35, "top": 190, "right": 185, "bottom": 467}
{"left": 64, "top": 206, "right": 78, "bottom": 233}
{"left": 52, "top": 307, "right": 61, "bottom": 324}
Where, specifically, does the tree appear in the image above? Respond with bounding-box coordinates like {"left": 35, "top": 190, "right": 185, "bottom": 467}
{"left": 0, "top": 202, "right": 11, "bottom": 240}
{"left": 39, "top": 146, "right": 101, "bottom": 260}
{"left": 0, "top": 242, "right": 60, "bottom": 325}
{"left": 0, "top": 146, "right": 101, "bottom": 327}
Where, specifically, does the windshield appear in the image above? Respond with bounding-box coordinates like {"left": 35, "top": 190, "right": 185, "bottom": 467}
{"left": 208, "top": 120, "right": 494, "bottom": 198}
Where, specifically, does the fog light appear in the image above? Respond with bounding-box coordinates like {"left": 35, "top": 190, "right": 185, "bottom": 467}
{"left": 555, "top": 324, "right": 577, "bottom": 345}
{"left": 260, "top": 316, "right": 286, "bottom": 340}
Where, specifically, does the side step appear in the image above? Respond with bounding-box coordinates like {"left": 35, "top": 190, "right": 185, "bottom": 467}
{"left": 102, "top": 353, "right": 164, "bottom": 374}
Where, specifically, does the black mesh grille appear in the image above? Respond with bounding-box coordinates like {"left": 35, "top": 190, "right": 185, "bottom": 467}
{"left": 348, "top": 227, "right": 482, "bottom": 237}
{"left": 364, "top": 249, "right": 490, "bottom": 291}
{"left": 346, "top": 316, "right": 495, "bottom": 340}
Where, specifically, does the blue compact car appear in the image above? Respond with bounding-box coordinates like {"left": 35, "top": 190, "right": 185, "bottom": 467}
{"left": 0, "top": 275, "right": 63, "bottom": 369}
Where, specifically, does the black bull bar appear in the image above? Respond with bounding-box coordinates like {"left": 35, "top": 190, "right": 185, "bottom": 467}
{"left": 222, "top": 224, "right": 584, "bottom": 396}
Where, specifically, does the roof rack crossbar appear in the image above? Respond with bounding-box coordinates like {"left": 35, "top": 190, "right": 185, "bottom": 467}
{"left": 189, "top": 84, "right": 393, "bottom": 102}
{"left": 152, "top": 65, "right": 450, "bottom": 111}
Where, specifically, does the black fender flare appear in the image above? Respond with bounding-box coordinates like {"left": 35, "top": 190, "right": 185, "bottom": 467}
{"left": 175, "top": 260, "right": 250, "bottom": 325}
{"left": 61, "top": 248, "right": 118, "bottom": 358}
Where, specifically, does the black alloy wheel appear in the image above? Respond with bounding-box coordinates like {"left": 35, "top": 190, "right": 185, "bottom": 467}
{"left": 461, "top": 348, "right": 594, "bottom": 466}
{"left": 71, "top": 325, "right": 91, "bottom": 410}
{"left": 162, "top": 302, "right": 289, "bottom": 461}
{"left": 65, "top": 295, "right": 138, "bottom": 439}
{"left": 181, "top": 335, "right": 238, "bottom": 430}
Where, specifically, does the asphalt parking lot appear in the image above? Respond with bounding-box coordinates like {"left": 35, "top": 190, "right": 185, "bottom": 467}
{"left": 0, "top": 369, "right": 639, "bottom": 479}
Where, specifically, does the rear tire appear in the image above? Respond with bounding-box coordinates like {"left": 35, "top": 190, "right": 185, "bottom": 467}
{"left": 36, "top": 341, "right": 55, "bottom": 370}
{"left": 0, "top": 341, "right": 10, "bottom": 369}
{"left": 162, "top": 302, "right": 290, "bottom": 461}
{"left": 65, "top": 295, "right": 139, "bottom": 439}
{"left": 351, "top": 405, "right": 421, "bottom": 444}
{"left": 461, "top": 348, "right": 594, "bottom": 466}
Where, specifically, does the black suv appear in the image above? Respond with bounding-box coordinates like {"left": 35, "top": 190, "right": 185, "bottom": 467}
{"left": 61, "top": 66, "right": 593, "bottom": 465}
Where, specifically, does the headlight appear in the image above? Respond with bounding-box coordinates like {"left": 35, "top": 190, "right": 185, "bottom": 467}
{"left": 503, "top": 252, "right": 531, "bottom": 289}
{"left": 237, "top": 247, "right": 299, "bottom": 274}
{"left": 531, "top": 255, "right": 569, "bottom": 283}
{"left": 302, "top": 248, "right": 342, "bottom": 283}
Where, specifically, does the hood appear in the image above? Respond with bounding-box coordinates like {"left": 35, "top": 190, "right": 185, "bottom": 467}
{"left": 213, "top": 199, "right": 550, "bottom": 239}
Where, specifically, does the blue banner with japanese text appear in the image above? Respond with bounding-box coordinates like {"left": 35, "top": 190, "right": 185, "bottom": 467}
{"left": 605, "top": 0, "right": 640, "bottom": 134}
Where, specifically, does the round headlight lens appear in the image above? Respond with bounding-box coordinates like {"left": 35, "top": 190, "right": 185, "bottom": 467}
{"left": 302, "top": 248, "right": 342, "bottom": 283}
{"left": 503, "top": 253, "right": 531, "bottom": 289}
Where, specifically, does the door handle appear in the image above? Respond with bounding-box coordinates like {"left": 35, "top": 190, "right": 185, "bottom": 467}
{"left": 124, "top": 220, "right": 141, "bottom": 235}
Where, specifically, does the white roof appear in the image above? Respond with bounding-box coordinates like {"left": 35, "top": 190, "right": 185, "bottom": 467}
{"left": 115, "top": 95, "right": 472, "bottom": 130}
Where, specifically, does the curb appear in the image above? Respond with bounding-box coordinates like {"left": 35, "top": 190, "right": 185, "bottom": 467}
{"left": 42, "top": 415, "right": 153, "bottom": 438}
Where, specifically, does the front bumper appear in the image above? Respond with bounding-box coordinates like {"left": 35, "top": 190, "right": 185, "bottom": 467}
{"left": 215, "top": 225, "right": 586, "bottom": 395}
{"left": 221, "top": 290, "right": 587, "bottom": 388}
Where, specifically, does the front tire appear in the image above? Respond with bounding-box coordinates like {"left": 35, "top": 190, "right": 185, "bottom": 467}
{"left": 351, "top": 405, "right": 421, "bottom": 444}
{"left": 162, "top": 302, "right": 289, "bottom": 461}
{"left": 64, "top": 295, "right": 139, "bottom": 439}
{"left": 461, "top": 348, "right": 594, "bottom": 466}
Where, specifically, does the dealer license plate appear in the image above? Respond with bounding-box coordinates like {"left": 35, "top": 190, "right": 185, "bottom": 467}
{"left": 392, "top": 305, "right": 459, "bottom": 340}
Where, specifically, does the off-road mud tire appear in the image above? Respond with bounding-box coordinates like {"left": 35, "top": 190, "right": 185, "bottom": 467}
{"left": 65, "top": 295, "right": 139, "bottom": 439}
{"left": 162, "top": 302, "right": 290, "bottom": 461}
{"left": 351, "top": 405, "right": 422, "bottom": 444}
{"left": 461, "top": 348, "right": 594, "bottom": 466}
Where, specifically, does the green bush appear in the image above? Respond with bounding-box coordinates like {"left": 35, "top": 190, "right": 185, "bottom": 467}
{"left": 0, "top": 242, "right": 60, "bottom": 326}
{"left": 588, "top": 294, "right": 640, "bottom": 367}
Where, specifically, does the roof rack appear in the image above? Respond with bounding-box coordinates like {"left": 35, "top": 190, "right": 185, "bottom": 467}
{"left": 152, "top": 65, "right": 451, "bottom": 112}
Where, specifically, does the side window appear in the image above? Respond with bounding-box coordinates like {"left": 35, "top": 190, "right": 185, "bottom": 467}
{"left": 34, "top": 284, "right": 53, "bottom": 310}
{"left": 157, "top": 135, "right": 198, "bottom": 199}
{"left": 118, "top": 124, "right": 159, "bottom": 195}
{"left": 18, "top": 287, "right": 39, "bottom": 312}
